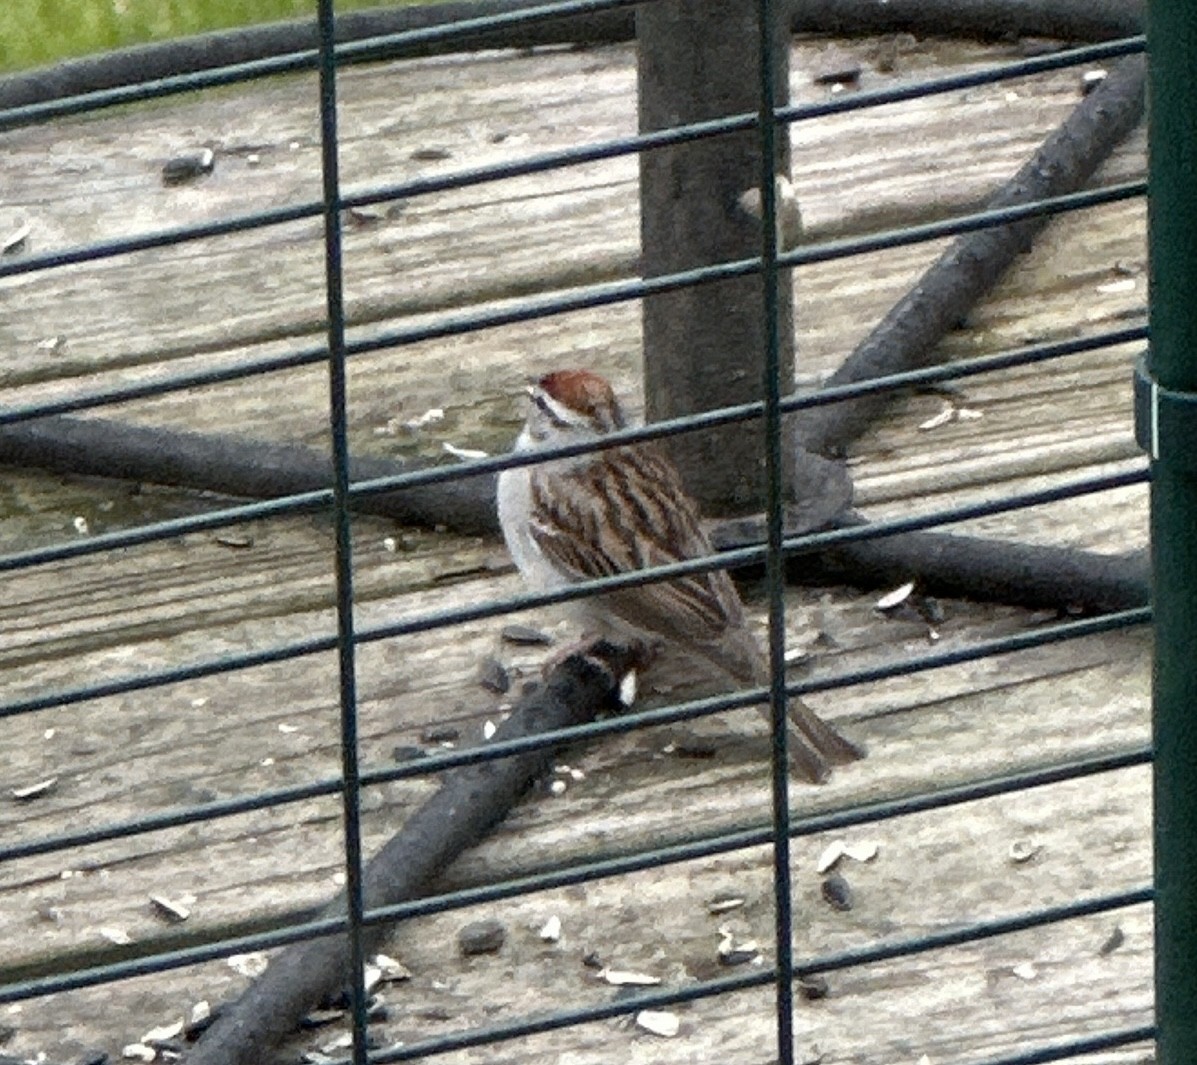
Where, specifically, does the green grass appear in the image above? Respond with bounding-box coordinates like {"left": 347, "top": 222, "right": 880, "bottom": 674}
{"left": 0, "top": 0, "right": 400, "bottom": 72}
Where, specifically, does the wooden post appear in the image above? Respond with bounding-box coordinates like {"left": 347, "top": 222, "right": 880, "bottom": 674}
{"left": 637, "top": 0, "right": 793, "bottom": 516}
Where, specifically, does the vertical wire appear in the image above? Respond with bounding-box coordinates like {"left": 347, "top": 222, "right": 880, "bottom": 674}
{"left": 315, "top": 0, "right": 370, "bottom": 1061}
{"left": 1146, "top": 3, "right": 1197, "bottom": 1061}
{"left": 755, "top": 0, "right": 795, "bottom": 1061}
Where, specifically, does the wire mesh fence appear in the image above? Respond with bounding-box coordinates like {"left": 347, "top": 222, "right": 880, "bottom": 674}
{"left": 0, "top": 2, "right": 1166, "bottom": 1064}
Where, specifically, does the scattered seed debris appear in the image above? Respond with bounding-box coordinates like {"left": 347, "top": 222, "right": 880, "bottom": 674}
{"left": 11, "top": 777, "right": 57, "bottom": 801}
{"left": 372, "top": 953, "right": 411, "bottom": 983}
{"left": 539, "top": 915, "right": 562, "bottom": 942}
{"left": 875, "top": 582, "right": 915, "bottom": 612}
{"left": 1099, "top": 926, "right": 1125, "bottom": 956}
{"left": 183, "top": 1001, "right": 214, "bottom": 1041}
{"left": 717, "top": 928, "right": 762, "bottom": 967}
{"left": 843, "top": 841, "right": 879, "bottom": 862}
{"left": 814, "top": 64, "right": 862, "bottom": 86}
{"left": 918, "top": 401, "right": 983, "bottom": 430}
{"left": 1081, "top": 68, "right": 1108, "bottom": 94}
{"left": 142, "top": 1021, "right": 184, "bottom": 1045}
{"left": 1008, "top": 839, "right": 1042, "bottom": 864}
{"left": 1097, "top": 278, "right": 1136, "bottom": 296}
{"left": 362, "top": 962, "right": 383, "bottom": 994}
{"left": 1, "top": 220, "right": 31, "bottom": 256}
{"left": 820, "top": 873, "right": 853, "bottom": 912}
{"left": 443, "top": 441, "right": 488, "bottom": 461}
{"left": 918, "top": 405, "right": 955, "bottom": 431}
{"left": 783, "top": 647, "right": 815, "bottom": 671}
{"left": 581, "top": 951, "right": 603, "bottom": 970}
{"left": 1012, "top": 961, "right": 1038, "bottom": 980}
{"left": 122, "top": 1044, "right": 155, "bottom": 1062}
{"left": 344, "top": 206, "right": 386, "bottom": 227}
{"left": 478, "top": 656, "right": 510, "bottom": 694}
{"left": 149, "top": 894, "right": 191, "bottom": 923}
{"left": 100, "top": 926, "right": 132, "bottom": 945}
{"left": 598, "top": 968, "right": 660, "bottom": 987}
{"left": 635, "top": 1010, "right": 680, "bottom": 1038}
{"left": 736, "top": 175, "right": 804, "bottom": 247}
{"left": 797, "top": 974, "right": 829, "bottom": 1000}
{"left": 458, "top": 917, "right": 506, "bottom": 956}
{"left": 300, "top": 1008, "right": 344, "bottom": 1029}
{"left": 391, "top": 745, "right": 427, "bottom": 762}
{"left": 73, "top": 515, "right": 90, "bottom": 535}
{"left": 706, "top": 894, "right": 746, "bottom": 915}
{"left": 500, "top": 624, "right": 553, "bottom": 646}
{"left": 818, "top": 839, "right": 880, "bottom": 872}
{"left": 915, "top": 596, "right": 945, "bottom": 625}
{"left": 213, "top": 534, "right": 253, "bottom": 549}
{"left": 227, "top": 952, "right": 269, "bottom": 979}
{"left": 548, "top": 779, "right": 567, "bottom": 796}
{"left": 815, "top": 841, "right": 845, "bottom": 874}
{"left": 403, "top": 408, "right": 444, "bottom": 430}
{"left": 162, "top": 148, "right": 215, "bottom": 185}
{"left": 618, "top": 670, "right": 637, "bottom": 707}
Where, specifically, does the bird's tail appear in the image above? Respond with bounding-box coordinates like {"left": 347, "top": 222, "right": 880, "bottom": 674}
{"left": 782, "top": 697, "right": 865, "bottom": 784}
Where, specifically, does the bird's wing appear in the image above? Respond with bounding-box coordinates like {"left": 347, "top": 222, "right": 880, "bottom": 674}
{"left": 527, "top": 444, "right": 746, "bottom": 643}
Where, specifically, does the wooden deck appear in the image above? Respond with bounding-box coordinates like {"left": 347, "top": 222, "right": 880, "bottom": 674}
{"left": 0, "top": 28, "right": 1151, "bottom": 1065}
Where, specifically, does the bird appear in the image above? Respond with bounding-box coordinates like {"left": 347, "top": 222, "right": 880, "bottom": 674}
{"left": 495, "top": 368, "right": 864, "bottom": 784}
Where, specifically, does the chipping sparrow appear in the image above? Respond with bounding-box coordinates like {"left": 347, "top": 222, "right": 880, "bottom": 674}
{"left": 496, "top": 369, "right": 863, "bottom": 784}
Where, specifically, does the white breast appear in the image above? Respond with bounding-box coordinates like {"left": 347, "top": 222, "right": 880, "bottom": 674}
{"left": 496, "top": 447, "right": 569, "bottom": 594}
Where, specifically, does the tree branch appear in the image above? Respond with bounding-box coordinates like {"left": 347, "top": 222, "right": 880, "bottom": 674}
{"left": 795, "top": 53, "right": 1146, "bottom": 458}
{"left": 183, "top": 641, "right": 640, "bottom": 1065}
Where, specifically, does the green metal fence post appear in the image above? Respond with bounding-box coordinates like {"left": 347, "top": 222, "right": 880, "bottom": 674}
{"left": 1147, "top": 1, "right": 1197, "bottom": 1060}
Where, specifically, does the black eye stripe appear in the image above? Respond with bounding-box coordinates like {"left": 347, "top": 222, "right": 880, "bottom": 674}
{"left": 533, "top": 391, "right": 570, "bottom": 426}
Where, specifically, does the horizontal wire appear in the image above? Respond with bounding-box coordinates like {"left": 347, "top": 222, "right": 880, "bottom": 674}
{"left": 0, "top": 0, "right": 650, "bottom": 132}
{"left": 0, "top": 465, "right": 1147, "bottom": 724}
{"left": 353, "top": 465, "right": 1149, "bottom": 644}
{"left": 0, "top": 24, "right": 1141, "bottom": 139}
{"left": 774, "top": 35, "right": 1144, "bottom": 124}
{"left": 0, "top": 314, "right": 1147, "bottom": 569}
{"left": 967, "top": 1026, "right": 1155, "bottom": 1065}
{"left": 0, "top": 756, "right": 1151, "bottom": 993}
{"left": 356, "top": 747, "right": 1151, "bottom": 931}
{"left": 0, "top": 11, "right": 1154, "bottom": 1064}
{"left": 0, "top": 608, "right": 1148, "bottom": 870}
{"left": 0, "top": 179, "right": 1143, "bottom": 427}
{"left": 355, "top": 884, "right": 1155, "bottom": 1064}
{"left": 0, "top": 22, "right": 1151, "bottom": 1043}
{"left": 5, "top": 37, "right": 1141, "bottom": 271}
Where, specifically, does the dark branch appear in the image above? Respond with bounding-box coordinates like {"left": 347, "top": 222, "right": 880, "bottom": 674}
{"left": 710, "top": 511, "right": 1149, "bottom": 613}
{"left": 0, "top": 414, "right": 498, "bottom": 536}
{"left": 183, "top": 641, "right": 639, "bottom": 1065}
{"left": 795, "top": 53, "right": 1146, "bottom": 458}
{"left": 788, "top": 0, "right": 1141, "bottom": 42}
{"left": 0, "top": 0, "right": 1142, "bottom": 113}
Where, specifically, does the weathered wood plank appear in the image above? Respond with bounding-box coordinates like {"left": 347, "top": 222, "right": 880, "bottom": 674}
{"left": 0, "top": 30, "right": 1151, "bottom": 1065}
